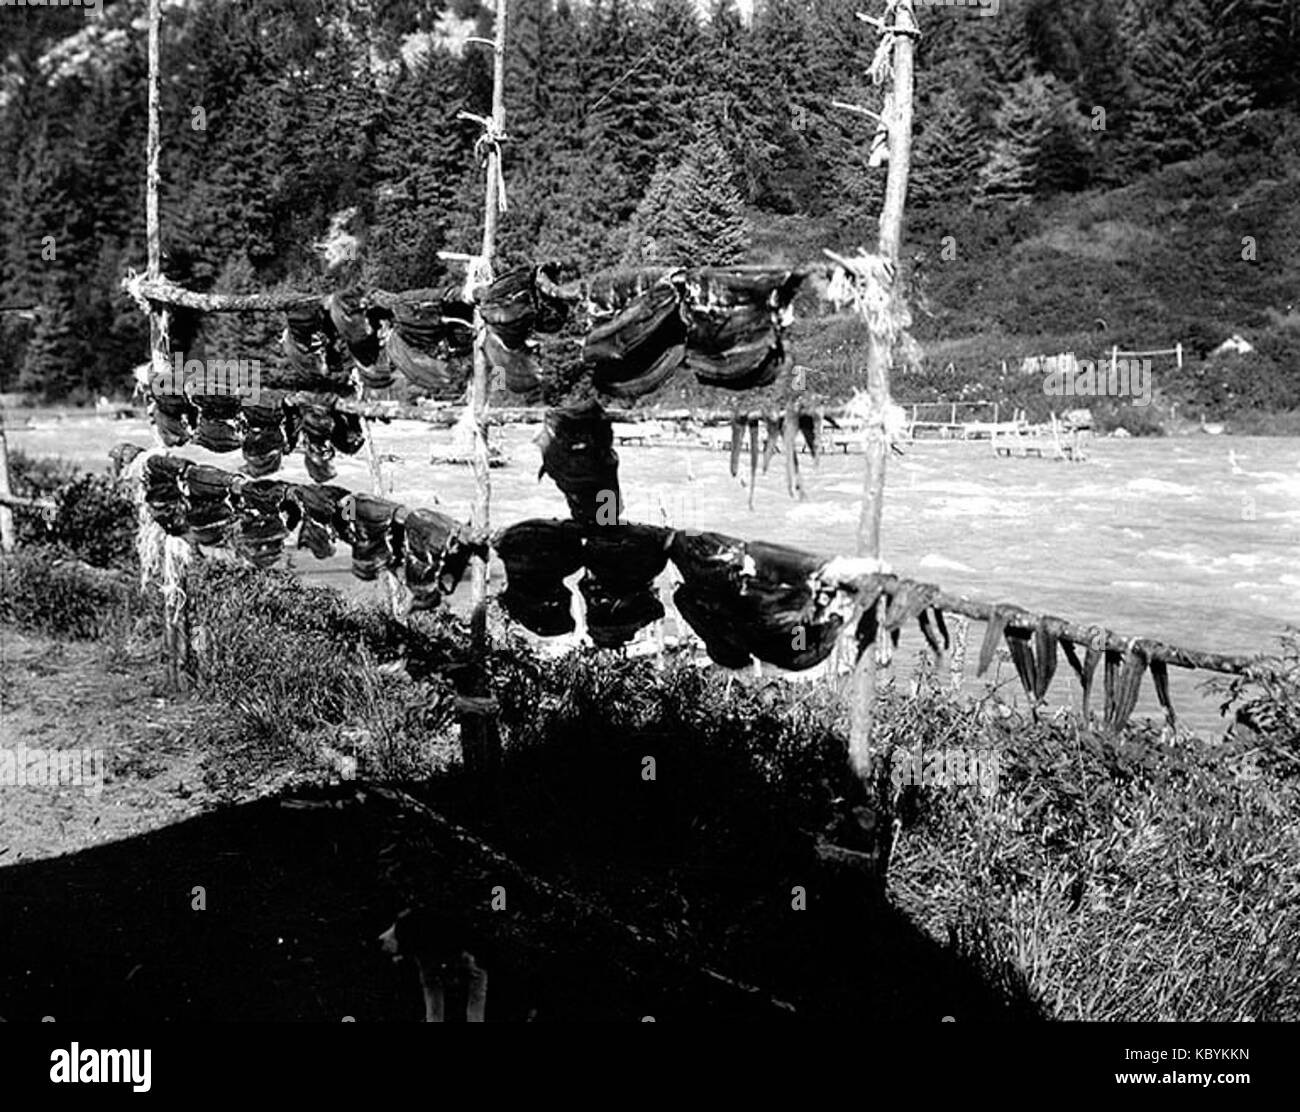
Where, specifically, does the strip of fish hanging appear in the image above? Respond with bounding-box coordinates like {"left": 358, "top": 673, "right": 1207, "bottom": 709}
{"left": 977, "top": 607, "right": 1009, "bottom": 677}
{"left": 1005, "top": 627, "right": 1038, "bottom": 702}
{"left": 1150, "top": 657, "right": 1176, "bottom": 728}
{"left": 1033, "top": 621, "right": 1059, "bottom": 701}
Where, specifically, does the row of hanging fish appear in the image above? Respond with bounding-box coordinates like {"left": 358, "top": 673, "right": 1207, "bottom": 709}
{"left": 148, "top": 383, "right": 366, "bottom": 483}
{"left": 124, "top": 431, "right": 1179, "bottom": 730}
{"left": 582, "top": 267, "right": 805, "bottom": 398}
{"left": 728, "top": 404, "right": 822, "bottom": 506}
{"left": 973, "top": 607, "right": 1178, "bottom": 730}
{"left": 128, "top": 448, "right": 482, "bottom": 610}
{"left": 143, "top": 265, "right": 807, "bottom": 453}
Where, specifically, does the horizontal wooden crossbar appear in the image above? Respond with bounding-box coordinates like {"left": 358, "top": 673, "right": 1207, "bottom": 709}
{"left": 0, "top": 492, "right": 55, "bottom": 511}
{"left": 859, "top": 577, "right": 1255, "bottom": 676}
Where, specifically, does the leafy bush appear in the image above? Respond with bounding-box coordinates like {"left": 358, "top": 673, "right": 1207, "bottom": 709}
{"left": 6, "top": 449, "right": 79, "bottom": 492}
{"left": 1204, "top": 630, "right": 1300, "bottom": 762}
{"left": 0, "top": 545, "right": 139, "bottom": 639}
{"left": 5, "top": 456, "right": 137, "bottom": 566}
{"left": 46, "top": 474, "right": 138, "bottom": 569}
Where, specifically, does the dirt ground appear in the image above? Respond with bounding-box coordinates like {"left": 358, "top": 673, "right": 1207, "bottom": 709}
{"left": 0, "top": 629, "right": 220, "bottom": 866}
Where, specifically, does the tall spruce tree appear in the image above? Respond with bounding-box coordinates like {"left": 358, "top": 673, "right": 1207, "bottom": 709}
{"left": 369, "top": 46, "right": 478, "bottom": 290}
{"left": 974, "top": 73, "right": 1057, "bottom": 206}
{"left": 621, "top": 133, "right": 748, "bottom": 267}
{"left": 1123, "top": 0, "right": 1252, "bottom": 168}
{"left": 699, "top": 0, "right": 776, "bottom": 204}
{"left": 910, "top": 88, "right": 984, "bottom": 210}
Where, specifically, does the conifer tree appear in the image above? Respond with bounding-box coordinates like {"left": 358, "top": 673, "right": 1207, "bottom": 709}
{"left": 369, "top": 47, "right": 478, "bottom": 289}
{"left": 910, "top": 88, "right": 984, "bottom": 210}
{"left": 1124, "top": 0, "right": 1252, "bottom": 168}
{"left": 621, "top": 133, "right": 748, "bottom": 267}
{"left": 974, "top": 73, "right": 1057, "bottom": 206}
{"left": 699, "top": 0, "right": 776, "bottom": 204}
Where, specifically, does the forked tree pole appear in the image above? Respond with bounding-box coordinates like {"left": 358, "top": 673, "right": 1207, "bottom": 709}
{"left": 847, "top": 1, "right": 918, "bottom": 779}
{"left": 459, "top": 0, "right": 508, "bottom": 777}
{"left": 471, "top": 0, "right": 506, "bottom": 626}
{"left": 145, "top": 0, "right": 189, "bottom": 691}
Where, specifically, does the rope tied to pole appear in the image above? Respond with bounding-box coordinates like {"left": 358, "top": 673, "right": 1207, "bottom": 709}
{"left": 457, "top": 111, "right": 509, "bottom": 215}
{"left": 860, "top": 2, "right": 922, "bottom": 165}
{"left": 124, "top": 447, "right": 192, "bottom": 625}
{"left": 822, "top": 248, "right": 902, "bottom": 339}
{"left": 123, "top": 269, "right": 151, "bottom": 315}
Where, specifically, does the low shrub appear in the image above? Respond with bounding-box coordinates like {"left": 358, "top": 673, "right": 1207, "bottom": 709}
{"left": 1204, "top": 630, "right": 1300, "bottom": 762}
{"left": 0, "top": 545, "right": 140, "bottom": 640}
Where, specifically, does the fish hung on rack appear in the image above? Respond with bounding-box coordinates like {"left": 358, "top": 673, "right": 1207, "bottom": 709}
{"left": 279, "top": 303, "right": 356, "bottom": 392}
{"left": 142, "top": 454, "right": 193, "bottom": 535}
{"left": 143, "top": 302, "right": 370, "bottom": 480}
{"left": 728, "top": 397, "right": 821, "bottom": 508}
{"left": 579, "top": 524, "right": 672, "bottom": 648}
{"left": 146, "top": 307, "right": 203, "bottom": 447}
{"left": 135, "top": 452, "right": 484, "bottom": 595}
{"left": 340, "top": 492, "right": 403, "bottom": 581}
{"left": 681, "top": 269, "right": 803, "bottom": 390}
{"left": 326, "top": 288, "right": 383, "bottom": 376}
{"left": 477, "top": 263, "right": 573, "bottom": 395}
{"left": 972, "top": 607, "right": 1177, "bottom": 731}
{"left": 402, "top": 509, "right": 482, "bottom": 612}
{"left": 296, "top": 392, "right": 366, "bottom": 483}
{"left": 184, "top": 464, "right": 242, "bottom": 546}
{"left": 580, "top": 267, "right": 806, "bottom": 400}
{"left": 376, "top": 266, "right": 572, "bottom": 399}
{"left": 290, "top": 483, "right": 351, "bottom": 559}
{"left": 494, "top": 519, "right": 586, "bottom": 637}
{"left": 238, "top": 478, "right": 302, "bottom": 567}
{"left": 535, "top": 400, "right": 621, "bottom": 528}
{"left": 583, "top": 271, "right": 690, "bottom": 399}
{"left": 855, "top": 577, "right": 947, "bottom": 668}
{"left": 240, "top": 391, "right": 302, "bottom": 477}
{"left": 668, "top": 532, "right": 848, "bottom": 671}
{"left": 383, "top": 290, "right": 476, "bottom": 396}
{"left": 493, "top": 519, "right": 672, "bottom": 647}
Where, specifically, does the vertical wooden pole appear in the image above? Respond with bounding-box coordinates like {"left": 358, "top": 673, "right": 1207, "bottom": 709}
{"left": 146, "top": 0, "right": 167, "bottom": 684}
{"left": 145, "top": 0, "right": 166, "bottom": 457}
{"left": 847, "top": 1, "right": 918, "bottom": 781}
{"left": 460, "top": 0, "right": 508, "bottom": 777}
{"left": 145, "top": 0, "right": 189, "bottom": 692}
{"left": 147, "top": 0, "right": 161, "bottom": 287}
{"left": 0, "top": 410, "right": 16, "bottom": 554}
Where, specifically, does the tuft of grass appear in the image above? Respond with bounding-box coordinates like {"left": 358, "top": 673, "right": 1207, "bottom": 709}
{"left": 186, "top": 562, "right": 463, "bottom": 788}
{"left": 889, "top": 681, "right": 1300, "bottom": 1021}
{"left": 0, "top": 545, "right": 142, "bottom": 640}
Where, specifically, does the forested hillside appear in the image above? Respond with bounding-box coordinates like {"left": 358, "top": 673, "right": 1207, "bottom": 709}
{"left": 1, "top": 0, "right": 1297, "bottom": 415}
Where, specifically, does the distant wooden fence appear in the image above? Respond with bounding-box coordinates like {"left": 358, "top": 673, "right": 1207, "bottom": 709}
{"left": 1019, "top": 343, "right": 1184, "bottom": 377}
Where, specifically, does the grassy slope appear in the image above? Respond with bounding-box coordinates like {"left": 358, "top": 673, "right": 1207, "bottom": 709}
{"left": 736, "top": 112, "right": 1300, "bottom": 434}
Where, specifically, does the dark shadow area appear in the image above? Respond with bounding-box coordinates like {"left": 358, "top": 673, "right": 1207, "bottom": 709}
{"left": 0, "top": 775, "right": 1042, "bottom": 1021}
